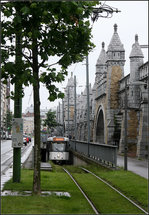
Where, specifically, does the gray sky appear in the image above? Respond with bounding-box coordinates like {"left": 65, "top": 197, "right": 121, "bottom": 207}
{"left": 10, "top": 1, "right": 148, "bottom": 113}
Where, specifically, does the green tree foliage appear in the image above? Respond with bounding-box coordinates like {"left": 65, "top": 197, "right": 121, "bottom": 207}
{"left": 2, "top": 1, "right": 99, "bottom": 100}
{"left": 43, "top": 109, "right": 57, "bottom": 132}
{"left": 1, "top": 1, "right": 99, "bottom": 194}
{"left": 3, "top": 110, "right": 13, "bottom": 132}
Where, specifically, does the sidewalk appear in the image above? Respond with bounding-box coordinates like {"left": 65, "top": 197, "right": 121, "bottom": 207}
{"left": 1, "top": 142, "right": 33, "bottom": 190}
{"left": 117, "top": 155, "right": 148, "bottom": 179}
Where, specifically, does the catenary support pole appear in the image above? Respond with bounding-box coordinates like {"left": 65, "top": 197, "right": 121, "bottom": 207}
{"left": 62, "top": 99, "right": 64, "bottom": 136}
{"left": 74, "top": 75, "right": 77, "bottom": 150}
{"left": 86, "top": 55, "right": 90, "bottom": 156}
{"left": 59, "top": 102, "right": 60, "bottom": 125}
{"left": 124, "top": 78, "right": 127, "bottom": 171}
{"left": 67, "top": 87, "right": 70, "bottom": 138}
{"left": 0, "top": 1, "right": 2, "bottom": 148}
{"left": 147, "top": 68, "right": 149, "bottom": 214}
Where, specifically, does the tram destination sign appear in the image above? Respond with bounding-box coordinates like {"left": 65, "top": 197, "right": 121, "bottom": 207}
{"left": 53, "top": 137, "right": 64, "bottom": 141}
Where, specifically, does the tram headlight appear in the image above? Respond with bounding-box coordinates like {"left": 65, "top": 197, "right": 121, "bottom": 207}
{"left": 57, "top": 153, "right": 60, "bottom": 158}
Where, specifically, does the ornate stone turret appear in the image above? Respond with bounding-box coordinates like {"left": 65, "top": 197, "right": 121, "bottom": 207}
{"left": 96, "top": 42, "right": 107, "bottom": 65}
{"left": 129, "top": 34, "right": 144, "bottom": 108}
{"left": 96, "top": 42, "right": 107, "bottom": 86}
{"left": 106, "top": 24, "right": 125, "bottom": 72}
{"left": 105, "top": 24, "right": 125, "bottom": 145}
{"left": 107, "top": 24, "right": 124, "bottom": 51}
{"left": 129, "top": 34, "right": 144, "bottom": 58}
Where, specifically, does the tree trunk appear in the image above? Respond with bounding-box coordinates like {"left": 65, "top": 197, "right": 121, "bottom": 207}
{"left": 32, "top": 31, "right": 41, "bottom": 195}
{"left": 13, "top": 4, "right": 22, "bottom": 183}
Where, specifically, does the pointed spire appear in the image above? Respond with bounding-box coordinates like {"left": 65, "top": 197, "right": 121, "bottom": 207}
{"left": 135, "top": 34, "right": 138, "bottom": 43}
{"left": 129, "top": 34, "right": 144, "bottom": 58}
{"left": 96, "top": 42, "right": 106, "bottom": 65}
{"left": 67, "top": 72, "right": 74, "bottom": 87}
{"left": 114, "top": 24, "right": 117, "bottom": 33}
{"left": 107, "top": 24, "right": 124, "bottom": 51}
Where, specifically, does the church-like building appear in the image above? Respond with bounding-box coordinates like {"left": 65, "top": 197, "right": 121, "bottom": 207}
{"left": 58, "top": 24, "right": 148, "bottom": 158}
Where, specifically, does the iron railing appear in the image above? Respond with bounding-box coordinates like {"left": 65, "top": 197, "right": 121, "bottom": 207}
{"left": 69, "top": 140, "right": 117, "bottom": 168}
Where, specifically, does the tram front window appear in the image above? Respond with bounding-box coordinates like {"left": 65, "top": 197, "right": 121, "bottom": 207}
{"left": 52, "top": 143, "right": 66, "bottom": 152}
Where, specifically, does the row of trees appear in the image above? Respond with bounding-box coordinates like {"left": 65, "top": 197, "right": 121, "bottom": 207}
{"left": 1, "top": 1, "right": 99, "bottom": 194}
{"left": 43, "top": 109, "right": 58, "bottom": 135}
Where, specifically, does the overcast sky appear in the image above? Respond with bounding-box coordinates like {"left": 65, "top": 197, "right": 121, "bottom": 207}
{"left": 10, "top": 1, "right": 148, "bottom": 113}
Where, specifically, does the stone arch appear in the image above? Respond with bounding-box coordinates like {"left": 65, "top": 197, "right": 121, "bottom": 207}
{"left": 96, "top": 106, "right": 105, "bottom": 143}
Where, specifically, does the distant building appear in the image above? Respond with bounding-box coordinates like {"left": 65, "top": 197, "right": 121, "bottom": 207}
{"left": 1, "top": 80, "right": 10, "bottom": 138}
{"left": 63, "top": 72, "right": 75, "bottom": 137}
{"left": 22, "top": 104, "right": 49, "bottom": 135}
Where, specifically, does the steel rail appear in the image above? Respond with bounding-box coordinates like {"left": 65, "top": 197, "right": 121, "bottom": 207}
{"left": 63, "top": 168, "right": 99, "bottom": 215}
{"left": 81, "top": 167, "right": 148, "bottom": 215}
{"left": 1, "top": 144, "right": 31, "bottom": 174}
{"left": 1, "top": 148, "right": 13, "bottom": 163}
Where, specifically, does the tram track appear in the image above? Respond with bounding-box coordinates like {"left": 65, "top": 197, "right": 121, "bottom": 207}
{"left": 63, "top": 167, "right": 100, "bottom": 214}
{"left": 1, "top": 148, "right": 13, "bottom": 158}
{"left": 62, "top": 165, "right": 147, "bottom": 214}
{"left": 1, "top": 144, "right": 32, "bottom": 175}
{"left": 80, "top": 167, "right": 148, "bottom": 215}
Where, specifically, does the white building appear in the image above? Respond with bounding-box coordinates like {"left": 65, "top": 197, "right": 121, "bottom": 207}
{"left": 23, "top": 104, "right": 49, "bottom": 135}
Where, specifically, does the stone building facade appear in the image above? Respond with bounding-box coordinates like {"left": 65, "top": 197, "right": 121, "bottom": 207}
{"left": 60, "top": 24, "right": 148, "bottom": 158}
{"left": 1, "top": 80, "right": 10, "bottom": 138}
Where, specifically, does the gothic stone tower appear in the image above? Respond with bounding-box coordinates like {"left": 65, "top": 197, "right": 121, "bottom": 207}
{"left": 128, "top": 35, "right": 144, "bottom": 156}
{"left": 105, "top": 24, "right": 125, "bottom": 144}
{"left": 129, "top": 34, "right": 144, "bottom": 107}
{"left": 119, "top": 34, "right": 148, "bottom": 158}
{"left": 64, "top": 72, "right": 75, "bottom": 138}
{"left": 94, "top": 24, "right": 125, "bottom": 145}
{"left": 93, "top": 42, "right": 107, "bottom": 143}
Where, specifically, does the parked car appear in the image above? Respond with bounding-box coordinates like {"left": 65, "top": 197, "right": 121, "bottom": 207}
{"left": 23, "top": 135, "right": 29, "bottom": 146}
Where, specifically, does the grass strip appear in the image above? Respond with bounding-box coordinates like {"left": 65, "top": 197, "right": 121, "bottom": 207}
{"left": 1, "top": 168, "right": 94, "bottom": 214}
{"left": 72, "top": 172, "right": 144, "bottom": 214}
{"left": 1, "top": 163, "right": 148, "bottom": 214}
{"left": 85, "top": 164, "right": 148, "bottom": 211}
{"left": 53, "top": 164, "right": 148, "bottom": 211}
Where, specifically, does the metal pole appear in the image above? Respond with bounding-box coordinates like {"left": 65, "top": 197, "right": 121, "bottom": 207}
{"left": 67, "top": 87, "right": 70, "bottom": 138}
{"left": 59, "top": 102, "right": 61, "bottom": 135}
{"left": 0, "top": 1, "right": 2, "bottom": 151}
{"left": 124, "top": 78, "right": 127, "bottom": 171}
{"left": 148, "top": 68, "right": 149, "bottom": 215}
{"left": 86, "top": 55, "right": 90, "bottom": 156}
{"left": 59, "top": 102, "right": 60, "bottom": 124}
{"left": 74, "top": 76, "right": 77, "bottom": 150}
{"left": 56, "top": 106, "right": 58, "bottom": 122}
{"left": 62, "top": 99, "right": 64, "bottom": 136}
